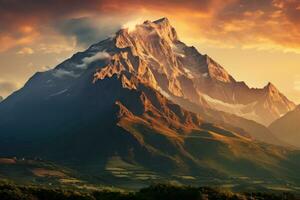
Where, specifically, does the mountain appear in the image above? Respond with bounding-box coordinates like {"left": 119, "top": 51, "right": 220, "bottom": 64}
{"left": 0, "top": 96, "right": 3, "bottom": 102}
{"left": 111, "top": 18, "right": 296, "bottom": 126}
{"left": 110, "top": 18, "right": 295, "bottom": 126}
{"left": 0, "top": 18, "right": 299, "bottom": 188}
{"left": 269, "top": 106, "right": 300, "bottom": 148}
{"left": 0, "top": 18, "right": 283, "bottom": 146}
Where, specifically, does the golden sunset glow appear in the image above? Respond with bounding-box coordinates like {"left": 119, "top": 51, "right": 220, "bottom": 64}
{"left": 2, "top": 1, "right": 300, "bottom": 193}
{"left": 1, "top": 0, "right": 300, "bottom": 102}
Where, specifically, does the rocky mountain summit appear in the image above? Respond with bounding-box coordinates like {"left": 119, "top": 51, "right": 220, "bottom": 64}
{"left": 88, "top": 18, "right": 295, "bottom": 126}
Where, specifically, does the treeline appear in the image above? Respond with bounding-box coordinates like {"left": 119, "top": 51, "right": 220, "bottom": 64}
{"left": 0, "top": 183, "right": 298, "bottom": 200}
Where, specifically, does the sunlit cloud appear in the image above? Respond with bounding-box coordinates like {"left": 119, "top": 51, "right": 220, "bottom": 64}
{"left": 17, "top": 47, "right": 34, "bottom": 55}
{"left": 0, "top": 34, "right": 37, "bottom": 53}
{"left": 1, "top": 0, "right": 300, "bottom": 53}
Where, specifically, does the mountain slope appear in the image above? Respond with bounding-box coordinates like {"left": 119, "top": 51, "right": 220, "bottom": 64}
{"left": 169, "top": 95, "right": 283, "bottom": 146}
{"left": 269, "top": 106, "right": 300, "bottom": 148}
{"left": 0, "top": 71, "right": 299, "bottom": 185}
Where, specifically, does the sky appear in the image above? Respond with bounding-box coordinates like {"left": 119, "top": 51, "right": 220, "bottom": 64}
{"left": 0, "top": 0, "right": 300, "bottom": 103}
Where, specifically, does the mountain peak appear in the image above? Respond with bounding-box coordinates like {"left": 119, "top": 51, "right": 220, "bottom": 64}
{"left": 117, "top": 18, "right": 178, "bottom": 43}
{"left": 263, "top": 82, "right": 279, "bottom": 94}
{"left": 266, "top": 82, "right": 275, "bottom": 88}
{"left": 153, "top": 17, "right": 170, "bottom": 25}
{"left": 48, "top": 17, "right": 295, "bottom": 126}
{"left": 152, "top": 17, "right": 177, "bottom": 40}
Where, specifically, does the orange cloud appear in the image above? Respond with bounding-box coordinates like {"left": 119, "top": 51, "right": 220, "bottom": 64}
{"left": 0, "top": 0, "right": 300, "bottom": 53}
{"left": 17, "top": 47, "right": 34, "bottom": 55}
{"left": 0, "top": 33, "right": 37, "bottom": 53}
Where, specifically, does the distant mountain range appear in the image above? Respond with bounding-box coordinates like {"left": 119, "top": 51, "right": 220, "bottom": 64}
{"left": 0, "top": 18, "right": 299, "bottom": 189}
{"left": 269, "top": 106, "right": 300, "bottom": 147}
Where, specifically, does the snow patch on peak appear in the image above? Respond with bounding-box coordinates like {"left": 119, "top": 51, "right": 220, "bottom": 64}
{"left": 202, "top": 94, "right": 261, "bottom": 122}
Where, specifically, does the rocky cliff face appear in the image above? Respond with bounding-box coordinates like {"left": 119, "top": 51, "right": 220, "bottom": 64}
{"left": 87, "top": 18, "right": 295, "bottom": 126}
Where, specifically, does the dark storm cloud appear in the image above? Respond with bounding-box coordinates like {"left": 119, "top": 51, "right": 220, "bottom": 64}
{"left": 0, "top": 0, "right": 232, "bottom": 48}
{"left": 0, "top": 0, "right": 300, "bottom": 52}
{"left": 0, "top": 0, "right": 216, "bottom": 32}
{"left": 56, "top": 17, "right": 121, "bottom": 47}
{"left": 0, "top": 0, "right": 102, "bottom": 27}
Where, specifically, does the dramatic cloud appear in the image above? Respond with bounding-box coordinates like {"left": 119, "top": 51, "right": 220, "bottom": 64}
{"left": 56, "top": 17, "right": 121, "bottom": 47}
{"left": 17, "top": 47, "right": 34, "bottom": 55}
{"left": 0, "top": 0, "right": 299, "bottom": 53}
{"left": 1, "top": 0, "right": 300, "bottom": 101}
{"left": 0, "top": 0, "right": 97, "bottom": 52}
{"left": 202, "top": 0, "right": 300, "bottom": 52}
